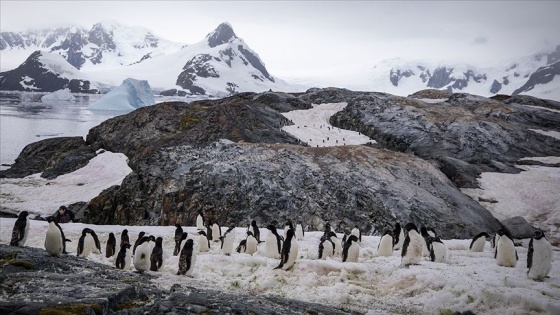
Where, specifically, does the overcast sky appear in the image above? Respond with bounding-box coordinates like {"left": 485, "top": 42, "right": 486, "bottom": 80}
{"left": 1, "top": 1, "right": 559, "bottom": 79}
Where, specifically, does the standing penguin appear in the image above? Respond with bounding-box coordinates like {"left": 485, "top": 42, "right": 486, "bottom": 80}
{"left": 248, "top": 220, "right": 261, "bottom": 243}
{"left": 420, "top": 227, "right": 431, "bottom": 257}
{"left": 150, "top": 237, "right": 164, "bottom": 271}
{"left": 120, "top": 229, "right": 130, "bottom": 247}
{"left": 401, "top": 223, "right": 424, "bottom": 267}
{"left": 132, "top": 231, "right": 146, "bottom": 255}
{"left": 173, "top": 225, "right": 184, "bottom": 256}
{"left": 10, "top": 211, "right": 30, "bottom": 247}
{"left": 89, "top": 230, "right": 102, "bottom": 254}
{"left": 275, "top": 228, "right": 298, "bottom": 270}
{"left": 211, "top": 221, "right": 222, "bottom": 243}
{"left": 116, "top": 243, "right": 132, "bottom": 270}
{"left": 244, "top": 231, "right": 258, "bottom": 255}
{"left": 469, "top": 232, "right": 490, "bottom": 252}
{"left": 527, "top": 230, "right": 552, "bottom": 281}
{"left": 318, "top": 235, "right": 335, "bottom": 259}
{"left": 351, "top": 226, "right": 362, "bottom": 243}
{"left": 495, "top": 228, "right": 518, "bottom": 267}
{"left": 206, "top": 221, "right": 214, "bottom": 242}
{"left": 328, "top": 231, "right": 342, "bottom": 257}
{"left": 220, "top": 226, "right": 236, "bottom": 256}
{"left": 44, "top": 217, "right": 64, "bottom": 257}
{"left": 295, "top": 222, "right": 304, "bottom": 241}
{"left": 393, "top": 223, "right": 405, "bottom": 250}
{"left": 377, "top": 230, "right": 394, "bottom": 257}
{"left": 284, "top": 221, "right": 295, "bottom": 239}
{"left": 491, "top": 233, "right": 500, "bottom": 251}
{"left": 196, "top": 211, "right": 205, "bottom": 231}
{"left": 264, "top": 225, "right": 284, "bottom": 259}
{"left": 197, "top": 231, "right": 210, "bottom": 252}
{"left": 77, "top": 228, "right": 95, "bottom": 258}
{"left": 106, "top": 232, "right": 116, "bottom": 258}
{"left": 342, "top": 235, "right": 360, "bottom": 263}
{"left": 429, "top": 236, "right": 449, "bottom": 263}
{"left": 133, "top": 236, "right": 152, "bottom": 272}
{"left": 177, "top": 239, "right": 196, "bottom": 276}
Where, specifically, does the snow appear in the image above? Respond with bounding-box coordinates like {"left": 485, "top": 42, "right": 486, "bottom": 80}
{"left": 0, "top": 101, "right": 559, "bottom": 314}
{"left": 19, "top": 76, "right": 38, "bottom": 90}
{"left": 281, "top": 103, "right": 375, "bottom": 147}
{"left": 88, "top": 78, "right": 155, "bottom": 111}
{"left": 521, "top": 75, "right": 560, "bottom": 102}
{"left": 38, "top": 52, "right": 83, "bottom": 78}
{"left": 40, "top": 89, "right": 75, "bottom": 102}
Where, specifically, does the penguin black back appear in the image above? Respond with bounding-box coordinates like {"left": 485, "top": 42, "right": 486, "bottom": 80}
{"left": 251, "top": 220, "right": 261, "bottom": 242}
{"left": 116, "top": 243, "right": 131, "bottom": 269}
{"left": 120, "top": 229, "right": 129, "bottom": 247}
{"left": 275, "top": 228, "right": 295, "bottom": 269}
{"left": 342, "top": 235, "right": 359, "bottom": 262}
{"left": 469, "top": 232, "right": 490, "bottom": 250}
{"left": 178, "top": 239, "right": 194, "bottom": 275}
{"left": 133, "top": 231, "right": 146, "bottom": 255}
{"left": 10, "top": 211, "right": 29, "bottom": 246}
{"left": 268, "top": 224, "right": 283, "bottom": 255}
{"left": 106, "top": 232, "right": 116, "bottom": 258}
{"left": 150, "top": 237, "right": 164, "bottom": 271}
{"left": 393, "top": 223, "right": 401, "bottom": 246}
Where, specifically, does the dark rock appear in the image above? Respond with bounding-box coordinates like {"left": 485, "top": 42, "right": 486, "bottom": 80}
{"left": 160, "top": 89, "right": 187, "bottom": 97}
{"left": 501, "top": 216, "right": 535, "bottom": 239}
{"left": 0, "top": 136, "right": 96, "bottom": 179}
{"left": 490, "top": 79, "right": 502, "bottom": 94}
{"left": 0, "top": 245, "right": 355, "bottom": 315}
{"left": 207, "top": 22, "right": 237, "bottom": 48}
{"left": 237, "top": 44, "right": 274, "bottom": 82}
{"left": 513, "top": 61, "right": 560, "bottom": 97}
{"left": 427, "top": 67, "right": 454, "bottom": 88}
{"left": 408, "top": 89, "right": 452, "bottom": 99}
{"left": 390, "top": 68, "right": 414, "bottom": 87}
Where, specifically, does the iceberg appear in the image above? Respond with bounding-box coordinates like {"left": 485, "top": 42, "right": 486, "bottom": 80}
{"left": 41, "top": 89, "right": 75, "bottom": 102}
{"left": 88, "top": 78, "right": 155, "bottom": 111}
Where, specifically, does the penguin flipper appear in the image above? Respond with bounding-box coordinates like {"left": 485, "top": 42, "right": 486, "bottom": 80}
{"left": 527, "top": 238, "right": 534, "bottom": 269}
{"left": 273, "top": 262, "right": 284, "bottom": 270}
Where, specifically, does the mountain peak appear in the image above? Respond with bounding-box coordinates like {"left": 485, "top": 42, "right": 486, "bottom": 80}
{"left": 206, "top": 22, "right": 237, "bottom": 48}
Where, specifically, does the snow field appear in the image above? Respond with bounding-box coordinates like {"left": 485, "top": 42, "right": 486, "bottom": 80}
{"left": 1, "top": 220, "right": 558, "bottom": 314}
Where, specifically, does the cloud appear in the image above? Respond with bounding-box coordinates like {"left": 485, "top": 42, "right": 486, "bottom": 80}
{"left": 472, "top": 36, "right": 489, "bottom": 45}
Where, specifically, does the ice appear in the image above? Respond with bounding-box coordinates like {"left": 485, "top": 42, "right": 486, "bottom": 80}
{"left": 40, "top": 89, "right": 75, "bottom": 102}
{"left": 88, "top": 78, "right": 155, "bottom": 111}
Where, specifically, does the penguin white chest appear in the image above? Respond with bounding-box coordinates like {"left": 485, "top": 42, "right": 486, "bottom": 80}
{"left": 431, "top": 242, "right": 449, "bottom": 263}
{"left": 402, "top": 232, "right": 423, "bottom": 265}
{"left": 44, "top": 223, "right": 63, "bottom": 256}
{"left": 470, "top": 237, "right": 486, "bottom": 252}
{"left": 264, "top": 232, "right": 281, "bottom": 259}
{"left": 282, "top": 240, "right": 299, "bottom": 270}
{"left": 245, "top": 236, "right": 258, "bottom": 255}
{"left": 346, "top": 242, "right": 360, "bottom": 262}
{"left": 496, "top": 237, "right": 517, "bottom": 267}
{"left": 528, "top": 238, "right": 553, "bottom": 280}
{"left": 134, "top": 243, "right": 152, "bottom": 272}
{"left": 377, "top": 235, "right": 394, "bottom": 257}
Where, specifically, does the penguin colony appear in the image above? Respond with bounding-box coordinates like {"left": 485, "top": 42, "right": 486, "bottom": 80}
{"left": 9, "top": 211, "right": 554, "bottom": 281}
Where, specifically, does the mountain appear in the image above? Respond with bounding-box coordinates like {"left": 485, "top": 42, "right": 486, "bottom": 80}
{"left": 0, "top": 21, "right": 183, "bottom": 70}
{"left": 0, "top": 50, "right": 99, "bottom": 93}
{"left": 370, "top": 45, "right": 560, "bottom": 101}
{"left": 1, "top": 22, "right": 295, "bottom": 96}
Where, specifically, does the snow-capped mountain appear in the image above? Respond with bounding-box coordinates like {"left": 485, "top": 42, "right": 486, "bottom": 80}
{"left": 0, "top": 21, "right": 184, "bottom": 71}
{"left": 0, "top": 50, "right": 100, "bottom": 93}
{"left": 1, "top": 22, "right": 296, "bottom": 96}
{"left": 370, "top": 45, "right": 560, "bottom": 100}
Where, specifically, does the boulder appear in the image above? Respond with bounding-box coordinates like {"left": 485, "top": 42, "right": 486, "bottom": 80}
{"left": 501, "top": 216, "right": 535, "bottom": 239}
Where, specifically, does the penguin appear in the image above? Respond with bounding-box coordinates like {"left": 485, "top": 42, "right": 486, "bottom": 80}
{"left": 106, "top": 232, "right": 116, "bottom": 258}
{"left": 377, "top": 230, "right": 394, "bottom": 257}
{"left": 150, "top": 237, "right": 164, "bottom": 271}
{"left": 429, "top": 236, "right": 449, "bottom": 263}
{"left": 196, "top": 211, "right": 205, "bottom": 230}
{"left": 342, "top": 235, "right": 360, "bottom": 263}
{"left": 52, "top": 218, "right": 71, "bottom": 254}
{"left": 275, "top": 228, "right": 298, "bottom": 270}
{"left": 244, "top": 231, "right": 258, "bottom": 255}
{"left": 527, "top": 230, "right": 552, "bottom": 281}
{"left": 342, "top": 230, "right": 350, "bottom": 244}
{"left": 177, "top": 239, "right": 196, "bottom": 276}
{"left": 248, "top": 220, "right": 262, "bottom": 243}
{"left": 206, "top": 221, "right": 214, "bottom": 242}
{"left": 427, "top": 227, "right": 437, "bottom": 237}
{"left": 328, "top": 231, "right": 342, "bottom": 257}
{"left": 132, "top": 231, "right": 146, "bottom": 255}
{"left": 324, "top": 222, "right": 336, "bottom": 235}
{"left": 211, "top": 221, "right": 222, "bottom": 242}
{"left": 393, "top": 223, "right": 405, "bottom": 250}
{"left": 318, "top": 235, "right": 335, "bottom": 259}
{"left": 89, "top": 229, "right": 102, "bottom": 254}
{"left": 10, "top": 211, "right": 30, "bottom": 247}
{"left": 77, "top": 228, "right": 95, "bottom": 258}
{"left": 264, "top": 224, "right": 284, "bottom": 259}
{"left": 220, "top": 226, "right": 236, "bottom": 255}
{"left": 116, "top": 243, "right": 132, "bottom": 270}
{"left": 133, "top": 236, "right": 152, "bottom": 272}
{"left": 495, "top": 228, "right": 518, "bottom": 267}
{"left": 197, "top": 231, "right": 210, "bottom": 252}
{"left": 491, "top": 233, "right": 500, "bottom": 251}
{"left": 284, "top": 221, "right": 295, "bottom": 239}
{"left": 44, "top": 217, "right": 64, "bottom": 257}
{"left": 469, "top": 232, "right": 490, "bottom": 252}
{"left": 295, "top": 222, "right": 304, "bottom": 241}
{"left": 401, "top": 223, "right": 424, "bottom": 267}
{"left": 173, "top": 224, "right": 184, "bottom": 256}
{"left": 420, "top": 226, "right": 431, "bottom": 257}
{"left": 120, "top": 229, "right": 130, "bottom": 247}
{"left": 236, "top": 239, "right": 247, "bottom": 253}
{"left": 351, "top": 226, "right": 362, "bottom": 243}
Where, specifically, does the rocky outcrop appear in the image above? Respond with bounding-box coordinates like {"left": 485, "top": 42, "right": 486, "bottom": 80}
{"left": 408, "top": 89, "right": 452, "bottom": 99}
{"left": 330, "top": 92, "right": 560, "bottom": 188}
{"left": 85, "top": 141, "right": 500, "bottom": 238}
{"left": 0, "top": 245, "right": 352, "bottom": 315}
{"left": 0, "top": 137, "right": 96, "bottom": 179}
{"left": 513, "top": 61, "right": 560, "bottom": 96}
